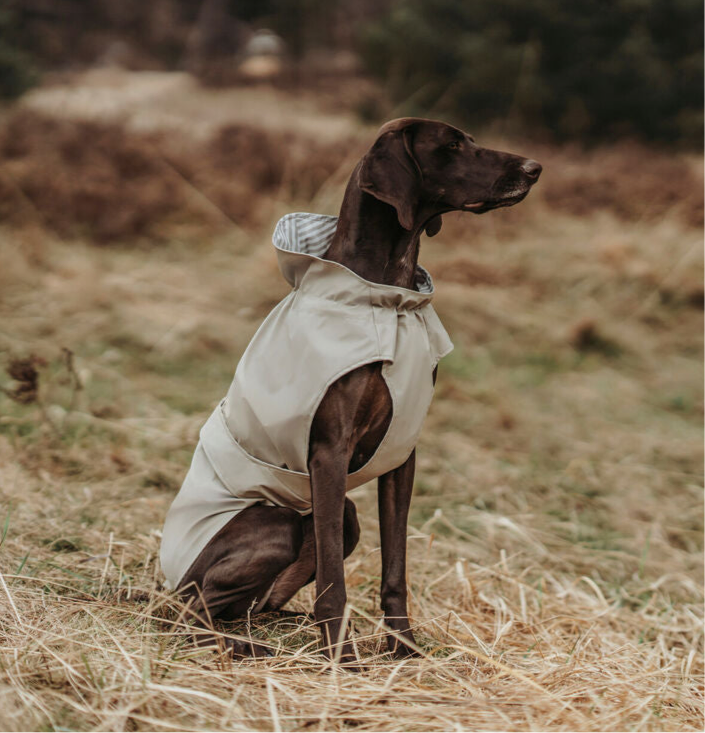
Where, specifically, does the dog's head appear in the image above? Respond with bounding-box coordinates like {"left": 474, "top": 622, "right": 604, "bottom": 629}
{"left": 358, "top": 117, "right": 542, "bottom": 236}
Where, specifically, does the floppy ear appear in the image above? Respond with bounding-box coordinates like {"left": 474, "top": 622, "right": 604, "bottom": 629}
{"left": 358, "top": 126, "right": 421, "bottom": 230}
{"left": 424, "top": 214, "right": 443, "bottom": 237}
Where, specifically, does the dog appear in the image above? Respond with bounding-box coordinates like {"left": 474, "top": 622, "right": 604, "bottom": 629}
{"left": 160, "top": 117, "right": 541, "bottom": 665}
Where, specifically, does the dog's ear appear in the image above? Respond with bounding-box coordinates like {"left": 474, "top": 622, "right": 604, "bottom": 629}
{"left": 358, "top": 126, "right": 421, "bottom": 230}
{"left": 424, "top": 214, "right": 442, "bottom": 237}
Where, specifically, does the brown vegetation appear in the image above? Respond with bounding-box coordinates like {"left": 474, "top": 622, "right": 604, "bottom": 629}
{"left": 0, "top": 109, "right": 356, "bottom": 241}
{"left": 536, "top": 141, "right": 704, "bottom": 228}
{"left": 0, "top": 104, "right": 701, "bottom": 244}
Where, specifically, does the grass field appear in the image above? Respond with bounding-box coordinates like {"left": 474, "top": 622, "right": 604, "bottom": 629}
{"left": 0, "top": 72, "right": 703, "bottom": 731}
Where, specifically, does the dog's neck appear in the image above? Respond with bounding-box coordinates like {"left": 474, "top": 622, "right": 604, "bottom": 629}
{"left": 325, "top": 166, "right": 422, "bottom": 290}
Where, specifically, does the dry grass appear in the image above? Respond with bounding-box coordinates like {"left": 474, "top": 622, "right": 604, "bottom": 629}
{"left": 0, "top": 76, "right": 703, "bottom": 731}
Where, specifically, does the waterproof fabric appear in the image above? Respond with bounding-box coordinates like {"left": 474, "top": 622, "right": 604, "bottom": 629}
{"left": 160, "top": 212, "right": 454, "bottom": 590}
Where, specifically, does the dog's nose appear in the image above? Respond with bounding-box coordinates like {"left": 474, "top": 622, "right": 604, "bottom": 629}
{"left": 520, "top": 159, "right": 542, "bottom": 180}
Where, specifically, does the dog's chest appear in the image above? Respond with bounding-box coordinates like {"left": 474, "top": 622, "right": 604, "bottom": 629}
{"left": 222, "top": 285, "right": 442, "bottom": 487}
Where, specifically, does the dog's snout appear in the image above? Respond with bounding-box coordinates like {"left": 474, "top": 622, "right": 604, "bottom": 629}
{"left": 520, "top": 159, "right": 542, "bottom": 181}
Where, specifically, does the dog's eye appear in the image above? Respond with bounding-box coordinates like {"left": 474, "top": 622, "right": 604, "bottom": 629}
{"left": 447, "top": 141, "right": 461, "bottom": 150}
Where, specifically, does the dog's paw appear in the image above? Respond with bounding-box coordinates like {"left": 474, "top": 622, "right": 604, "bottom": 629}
{"left": 390, "top": 643, "right": 421, "bottom": 659}
{"left": 226, "top": 638, "right": 274, "bottom": 659}
{"left": 336, "top": 653, "right": 365, "bottom": 673}
{"left": 387, "top": 633, "right": 421, "bottom": 659}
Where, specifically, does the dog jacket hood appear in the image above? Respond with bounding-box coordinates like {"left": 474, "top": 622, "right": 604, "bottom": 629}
{"left": 160, "top": 212, "right": 453, "bottom": 589}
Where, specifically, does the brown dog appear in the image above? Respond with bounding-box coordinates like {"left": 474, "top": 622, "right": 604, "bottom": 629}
{"left": 167, "top": 117, "right": 541, "bottom": 664}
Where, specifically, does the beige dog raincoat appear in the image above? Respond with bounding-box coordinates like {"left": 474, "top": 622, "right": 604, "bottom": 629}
{"left": 160, "top": 213, "right": 453, "bottom": 589}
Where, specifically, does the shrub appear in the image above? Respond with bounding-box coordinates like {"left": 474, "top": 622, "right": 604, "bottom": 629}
{"left": 0, "top": 111, "right": 355, "bottom": 242}
{"left": 360, "top": 0, "right": 704, "bottom": 145}
{"left": 0, "top": 8, "right": 38, "bottom": 99}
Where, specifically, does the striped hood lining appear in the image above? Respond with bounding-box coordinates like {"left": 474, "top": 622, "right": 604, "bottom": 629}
{"left": 273, "top": 212, "right": 434, "bottom": 295}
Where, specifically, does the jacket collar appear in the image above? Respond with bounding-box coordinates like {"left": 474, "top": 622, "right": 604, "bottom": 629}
{"left": 273, "top": 212, "right": 436, "bottom": 309}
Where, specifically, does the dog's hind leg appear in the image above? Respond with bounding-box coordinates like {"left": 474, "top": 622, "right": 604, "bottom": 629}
{"left": 177, "top": 504, "right": 304, "bottom": 657}
{"left": 261, "top": 498, "right": 360, "bottom": 612}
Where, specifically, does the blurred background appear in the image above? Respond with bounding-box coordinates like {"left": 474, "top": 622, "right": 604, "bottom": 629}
{"left": 2, "top": 0, "right": 704, "bottom": 141}
{"left": 0, "top": 2, "right": 703, "bottom": 730}
{"left": 0, "top": 0, "right": 703, "bottom": 243}
{"left": 1, "top": 0, "right": 703, "bottom": 241}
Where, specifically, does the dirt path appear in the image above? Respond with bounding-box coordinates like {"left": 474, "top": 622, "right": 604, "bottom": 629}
{"left": 21, "top": 68, "right": 362, "bottom": 140}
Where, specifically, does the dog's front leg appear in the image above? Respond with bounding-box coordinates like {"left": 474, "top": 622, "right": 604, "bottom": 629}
{"left": 378, "top": 449, "right": 419, "bottom": 658}
{"left": 309, "top": 446, "right": 357, "bottom": 665}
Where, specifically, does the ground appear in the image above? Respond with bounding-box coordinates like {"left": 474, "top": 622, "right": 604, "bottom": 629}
{"left": 0, "top": 71, "right": 702, "bottom": 731}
